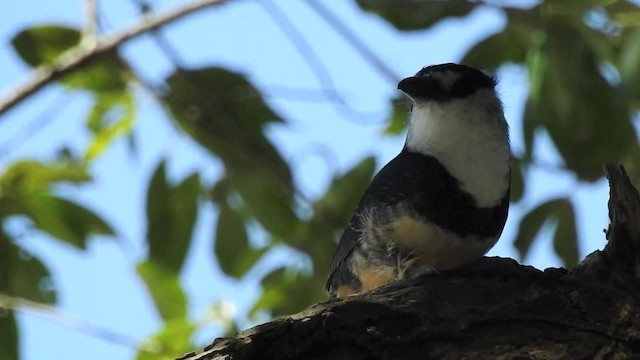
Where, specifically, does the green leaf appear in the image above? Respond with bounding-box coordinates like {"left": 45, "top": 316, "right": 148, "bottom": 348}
{"left": 513, "top": 197, "right": 579, "bottom": 265}
{"left": 509, "top": 159, "right": 525, "bottom": 203}
{"left": 11, "top": 25, "right": 129, "bottom": 91}
{"left": 214, "top": 205, "right": 267, "bottom": 278}
{"left": 85, "top": 90, "right": 136, "bottom": 161}
{"left": 384, "top": 96, "right": 409, "bottom": 135}
{"left": 619, "top": 28, "right": 640, "bottom": 109}
{"left": 165, "top": 67, "right": 296, "bottom": 236}
{"left": 297, "top": 157, "right": 376, "bottom": 270}
{"left": 542, "top": 0, "right": 617, "bottom": 15}
{"left": 11, "top": 25, "right": 80, "bottom": 67}
{"left": 146, "top": 161, "right": 200, "bottom": 272}
{"left": 251, "top": 267, "right": 327, "bottom": 318}
{"left": 0, "top": 311, "right": 18, "bottom": 360}
{"left": 513, "top": 198, "right": 559, "bottom": 260}
{"left": 606, "top": 0, "right": 640, "bottom": 27}
{"left": 230, "top": 176, "right": 297, "bottom": 237}
{"left": 462, "top": 23, "right": 531, "bottom": 69}
{"left": 136, "top": 260, "right": 187, "bottom": 320}
{"left": 136, "top": 318, "right": 196, "bottom": 360}
{"left": 355, "top": 0, "right": 475, "bottom": 31}
{"left": 19, "top": 194, "right": 114, "bottom": 249}
{"left": 0, "top": 160, "right": 89, "bottom": 193}
{"left": 313, "top": 157, "right": 376, "bottom": 228}
{"left": 553, "top": 199, "right": 579, "bottom": 267}
{"left": 4, "top": 241, "right": 56, "bottom": 303}
{"left": 525, "top": 21, "right": 636, "bottom": 181}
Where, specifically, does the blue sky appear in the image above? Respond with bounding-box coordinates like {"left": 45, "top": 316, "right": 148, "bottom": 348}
{"left": 0, "top": 1, "right": 610, "bottom": 359}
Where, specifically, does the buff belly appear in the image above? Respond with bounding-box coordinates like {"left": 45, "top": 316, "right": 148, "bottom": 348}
{"left": 339, "top": 216, "right": 496, "bottom": 297}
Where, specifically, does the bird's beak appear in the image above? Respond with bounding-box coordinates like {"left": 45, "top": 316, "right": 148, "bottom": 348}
{"left": 398, "top": 76, "right": 434, "bottom": 100}
{"left": 398, "top": 76, "right": 419, "bottom": 96}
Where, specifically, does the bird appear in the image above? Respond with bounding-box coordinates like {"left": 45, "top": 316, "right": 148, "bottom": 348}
{"left": 326, "top": 63, "right": 511, "bottom": 298}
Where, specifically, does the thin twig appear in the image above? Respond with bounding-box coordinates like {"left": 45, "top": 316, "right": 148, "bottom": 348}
{"left": 129, "top": 0, "right": 188, "bottom": 68}
{"left": 0, "top": 90, "right": 74, "bottom": 160}
{"left": 304, "top": 0, "right": 400, "bottom": 84}
{"left": 83, "top": 0, "right": 99, "bottom": 46}
{"left": 0, "top": 0, "right": 226, "bottom": 117}
{"left": 258, "top": 0, "right": 383, "bottom": 123}
{"left": 0, "top": 293, "right": 160, "bottom": 354}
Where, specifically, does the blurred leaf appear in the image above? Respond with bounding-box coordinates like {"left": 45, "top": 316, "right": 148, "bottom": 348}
{"left": 11, "top": 25, "right": 80, "bottom": 66}
{"left": 525, "top": 21, "right": 636, "bottom": 181}
{"left": 165, "top": 67, "right": 296, "bottom": 236}
{"left": 215, "top": 205, "right": 268, "bottom": 278}
{"left": 605, "top": 0, "right": 640, "bottom": 26}
{"left": 510, "top": 159, "right": 525, "bottom": 203}
{"left": 612, "top": 11, "right": 640, "bottom": 26}
{"left": 514, "top": 197, "right": 579, "bottom": 265}
{"left": 251, "top": 267, "right": 326, "bottom": 318}
{"left": 0, "top": 160, "right": 89, "bottom": 193}
{"left": 513, "top": 198, "right": 559, "bottom": 260}
{"left": 11, "top": 25, "right": 129, "bottom": 91}
{"left": 0, "top": 311, "right": 18, "bottom": 360}
{"left": 384, "top": 96, "right": 409, "bottom": 135}
{"left": 356, "top": 0, "right": 474, "bottom": 31}
{"left": 619, "top": 28, "right": 640, "bottom": 109}
{"left": 313, "top": 157, "right": 376, "bottom": 227}
{"left": 4, "top": 241, "right": 56, "bottom": 303}
{"left": 85, "top": 91, "right": 136, "bottom": 161}
{"left": 553, "top": 199, "right": 579, "bottom": 267}
{"left": 542, "top": 0, "right": 617, "bottom": 15}
{"left": 19, "top": 194, "right": 114, "bottom": 249}
{"left": 136, "top": 260, "right": 187, "bottom": 320}
{"left": 230, "top": 176, "right": 297, "bottom": 237}
{"left": 146, "top": 161, "right": 200, "bottom": 272}
{"left": 462, "top": 20, "right": 531, "bottom": 69}
{"left": 136, "top": 318, "right": 196, "bottom": 360}
{"left": 294, "top": 157, "right": 376, "bottom": 272}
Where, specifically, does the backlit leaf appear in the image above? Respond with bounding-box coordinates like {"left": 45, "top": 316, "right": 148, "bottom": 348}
{"left": 384, "top": 96, "right": 409, "bottom": 135}
{"left": 136, "top": 260, "right": 187, "bottom": 320}
{"left": 136, "top": 318, "right": 196, "bottom": 360}
{"left": 165, "top": 67, "right": 296, "bottom": 236}
{"left": 525, "top": 21, "right": 636, "bottom": 181}
{"left": 251, "top": 267, "right": 325, "bottom": 318}
{"left": 11, "top": 25, "right": 80, "bottom": 66}
{"left": 553, "top": 199, "right": 579, "bottom": 267}
{"left": 146, "top": 161, "right": 200, "bottom": 272}
{"left": 0, "top": 160, "right": 89, "bottom": 193}
{"left": 215, "top": 205, "right": 267, "bottom": 278}
{"left": 11, "top": 25, "right": 129, "bottom": 91}
{"left": 4, "top": 240, "right": 56, "bottom": 303}
{"left": 18, "top": 194, "right": 114, "bottom": 249}
{"left": 510, "top": 159, "right": 525, "bottom": 203}
{"left": 0, "top": 311, "right": 18, "bottom": 360}
{"left": 356, "top": 0, "right": 474, "bottom": 31}
{"left": 462, "top": 21, "right": 531, "bottom": 69}
{"left": 313, "top": 157, "right": 376, "bottom": 228}
{"left": 513, "top": 198, "right": 559, "bottom": 260}
{"left": 85, "top": 90, "right": 136, "bottom": 161}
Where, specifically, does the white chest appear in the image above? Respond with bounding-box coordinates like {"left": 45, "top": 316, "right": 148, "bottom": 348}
{"left": 405, "top": 93, "right": 510, "bottom": 207}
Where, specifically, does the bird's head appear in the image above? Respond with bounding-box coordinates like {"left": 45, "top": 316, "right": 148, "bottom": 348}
{"left": 398, "top": 63, "right": 508, "bottom": 155}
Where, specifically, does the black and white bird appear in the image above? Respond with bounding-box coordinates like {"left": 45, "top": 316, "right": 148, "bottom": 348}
{"left": 326, "top": 63, "right": 511, "bottom": 298}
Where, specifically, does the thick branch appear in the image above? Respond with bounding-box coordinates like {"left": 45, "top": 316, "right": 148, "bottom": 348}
{"left": 0, "top": 0, "right": 226, "bottom": 117}
{"left": 182, "top": 162, "right": 640, "bottom": 360}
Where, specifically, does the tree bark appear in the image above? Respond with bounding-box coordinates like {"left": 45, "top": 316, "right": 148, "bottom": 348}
{"left": 180, "top": 162, "right": 640, "bottom": 360}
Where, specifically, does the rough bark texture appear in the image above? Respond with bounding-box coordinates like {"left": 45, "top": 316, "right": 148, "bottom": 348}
{"left": 180, "top": 162, "right": 640, "bottom": 360}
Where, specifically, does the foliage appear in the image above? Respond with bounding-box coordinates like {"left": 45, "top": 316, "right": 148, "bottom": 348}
{"left": 1, "top": 1, "right": 640, "bottom": 359}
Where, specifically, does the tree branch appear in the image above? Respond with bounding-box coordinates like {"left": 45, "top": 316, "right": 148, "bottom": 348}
{"left": 0, "top": 0, "right": 226, "bottom": 117}
{"left": 181, "top": 162, "right": 640, "bottom": 360}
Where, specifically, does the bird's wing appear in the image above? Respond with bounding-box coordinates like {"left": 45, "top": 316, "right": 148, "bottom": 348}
{"left": 325, "top": 150, "right": 442, "bottom": 290}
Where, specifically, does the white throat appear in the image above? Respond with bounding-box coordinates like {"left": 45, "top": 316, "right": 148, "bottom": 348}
{"left": 405, "top": 89, "right": 510, "bottom": 207}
